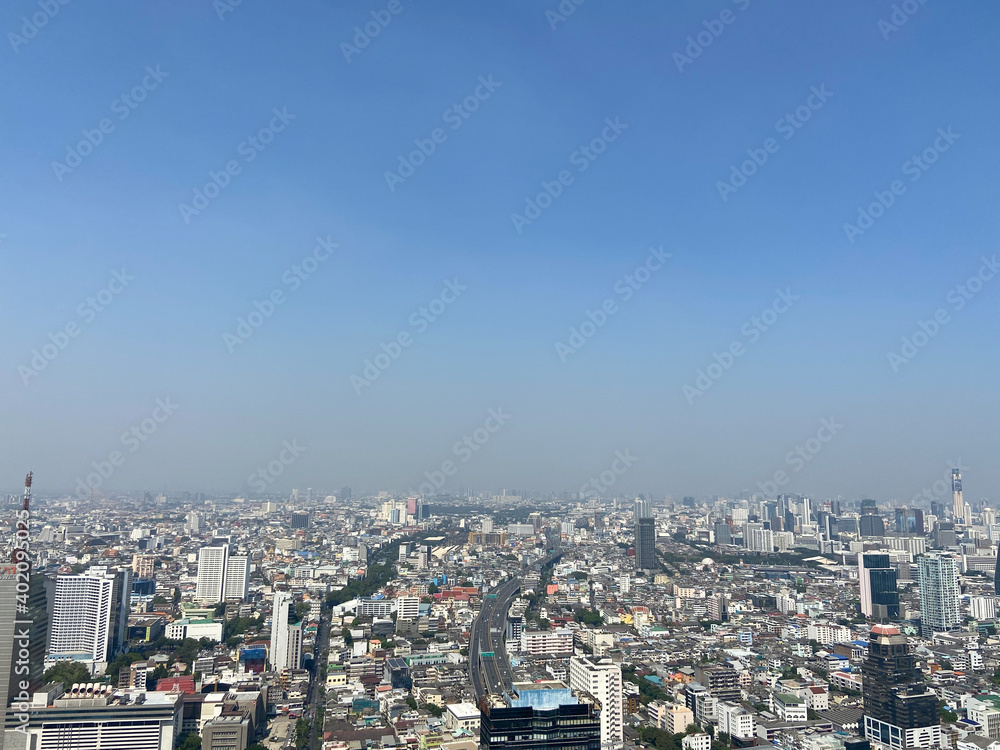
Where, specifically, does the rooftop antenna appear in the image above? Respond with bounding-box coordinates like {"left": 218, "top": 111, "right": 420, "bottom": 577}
{"left": 12, "top": 471, "right": 31, "bottom": 567}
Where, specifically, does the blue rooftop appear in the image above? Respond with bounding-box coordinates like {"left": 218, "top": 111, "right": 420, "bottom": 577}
{"left": 511, "top": 689, "right": 577, "bottom": 710}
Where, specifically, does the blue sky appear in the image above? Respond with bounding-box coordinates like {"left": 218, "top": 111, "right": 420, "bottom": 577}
{"left": 2, "top": 0, "right": 998, "bottom": 502}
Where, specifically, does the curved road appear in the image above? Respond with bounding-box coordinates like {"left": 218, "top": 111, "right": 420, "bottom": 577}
{"left": 469, "top": 551, "right": 562, "bottom": 699}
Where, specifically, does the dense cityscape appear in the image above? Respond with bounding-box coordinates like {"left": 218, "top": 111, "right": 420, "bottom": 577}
{"left": 3, "top": 470, "right": 1000, "bottom": 750}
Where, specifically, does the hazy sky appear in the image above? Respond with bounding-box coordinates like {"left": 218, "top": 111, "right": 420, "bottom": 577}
{"left": 2, "top": 1, "right": 998, "bottom": 502}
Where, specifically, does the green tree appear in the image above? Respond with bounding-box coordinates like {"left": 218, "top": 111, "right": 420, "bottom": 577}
{"left": 428, "top": 583, "right": 440, "bottom": 594}
{"left": 424, "top": 703, "right": 444, "bottom": 718}
{"left": 176, "top": 733, "right": 202, "bottom": 750}
{"left": 295, "top": 718, "right": 310, "bottom": 749}
{"left": 43, "top": 661, "right": 91, "bottom": 686}
{"left": 406, "top": 696, "right": 418, "bottom": 710}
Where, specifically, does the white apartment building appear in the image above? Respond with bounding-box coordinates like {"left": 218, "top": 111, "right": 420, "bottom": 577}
{"left": 806, "top": 623, "right": 852, "bottom": 645}
{"left": 773, "top": 693, "right": 807, "bottom": 722}
{"left": 967, "top": 696, "right": 1000, "bottom": 739}
{"left": 569, "top": 656, "right": 623, "bottom": 749}
{"left": 195, "top": 545, "right": 250, "bottom": 603}
{"left": 270, "top": 592, "right": 302, "bottom": 672}
{"left": 716, "top": 701, "right": 755, "bottom": 739}
{"left": 396, "top": 595, "right": 420, "bottom": 620}
{"left": 683, "top": 735, "right": 712, "bottom": 750}
{"left": 970, "top": 596, "right": 997, "bottom": 621}
{"left": 521, "top": 628, "right": 573, "bottom": 656}
{"left": 48, "top": 567, "right": 131, "bottom": 673}
{"left": 223, "top": 555, "right": 250, "bottom": 600}
{"left": 446, "top": 702, "right": 481, "bottom": 734}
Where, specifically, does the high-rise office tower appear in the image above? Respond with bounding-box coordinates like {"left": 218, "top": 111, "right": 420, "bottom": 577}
{"left": 744, "top": 522, "right": 773, "bottom": 552}
{"left": 195, "top": 544, "right": 249, "bottom": 603}
{"left": 860, "top": 513, "right": 885, "bottom": 538}
{"left": 995, "top": 542, "right": 1000, "bottom": 596}
{"left": 918, "top": 554, "right": 961, "bottom": 634}
{"left": 634, "top": 498, "right": 651, "bottom": 520}
{"left": 2, "top": 471, "right": 46, "bottom": 750}
{"left": 714, "top": 521, "right": 732, "bottom": 546}
{"left": 48, "top": 567, "right": 131, "bottom": 673}
{"left": 480, "top": 684, "right": 601, "bottom": 750}
{"left": 952, "top": 469, "right": 964, "bottom": 521}
{"left": 862, "top": 624, "right": 939, "bottom": 750}
{"left": 801, "top": 497, "right": 811, "bottom": 527}
{"left": 858, "top": 553, "right": 900, "bottom": 619}
{"left": 270, "top": 592, "right": 301, "bottom": 672}
{"left": 569, "top": 657, "right": 623, "bottom": 749}
{"left": 340, "top": 486, "right": 352, "bottom": 501}
{"left": 894, "top": 508, "right": 925, "bottom": 535}
{"left": 635, "top": 517, "right": 655, "bottom": 571}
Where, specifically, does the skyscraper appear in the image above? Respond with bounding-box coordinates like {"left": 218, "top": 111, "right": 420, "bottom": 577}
{"left": 862, "top": 624, "right": 939, "bottom": 750}
{"left": 952, "top": 469, "right": 964, "bottom": 521}
{"left": 480, "top": 684, "right": 601, "bottom": 750}
{"left": 270, "top": 592, "right": 301, "bottom": 672}
{"left": 223, "top": 554, "right": 250, "bottom": 601}
{"left": 859, "top": 553, "right": 900, "bottom": 620}
{"left": 744, "top": 522, "right": 773, "bottom": 552}
{"left": 714, "top": 521, "right": 732, "bottom": 546}
{"left": 918, "top": 554, "right": 960, "bottom": 634}
{"left": 635, "top": 517, "right": 655, "bottom": 571}
{"left": 994, "top": 542, "right": 1000, "bottom": 597}
{"left": 860, "top": 513, "right": 885, "bottom": 537}
{"left": 569, "top": 657, "right": 623, "bottom": 749}
{"left": 48, "top": 567, "right": 131, "bottom": 674}
{"left": 195, "top": 545, "right": 228, "bottom": 603}
{"left": 634, "top": 497, "right": 651, "bottom": 520}
{"left": 195, "top": 544, "right": 249, "bottom": 603}
{"left": 894, "top": 508, "right": 925, "bottom": 535}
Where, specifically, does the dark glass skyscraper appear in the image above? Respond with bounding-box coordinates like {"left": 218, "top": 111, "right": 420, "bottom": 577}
{"left": 859, "top": 554, "right": 899, "bottom": 620}
{"left": 995, "top": 543, "right": 1000, "bottom": 596}
{"left": 860, "top": 514, "right": 885, "bottom": 537}
{"left": 635, "top": 517, "right": 655, "bottom": 571}
{"left": 480, "top": 687, "right": 601, "bottom": 750}
{"left": 862, "top": 624, "right": 939, "bottom": 750}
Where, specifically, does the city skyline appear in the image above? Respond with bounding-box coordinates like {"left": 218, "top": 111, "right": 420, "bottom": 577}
{"left": 2, "top": 1, "right": 999, "bottom": 501}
